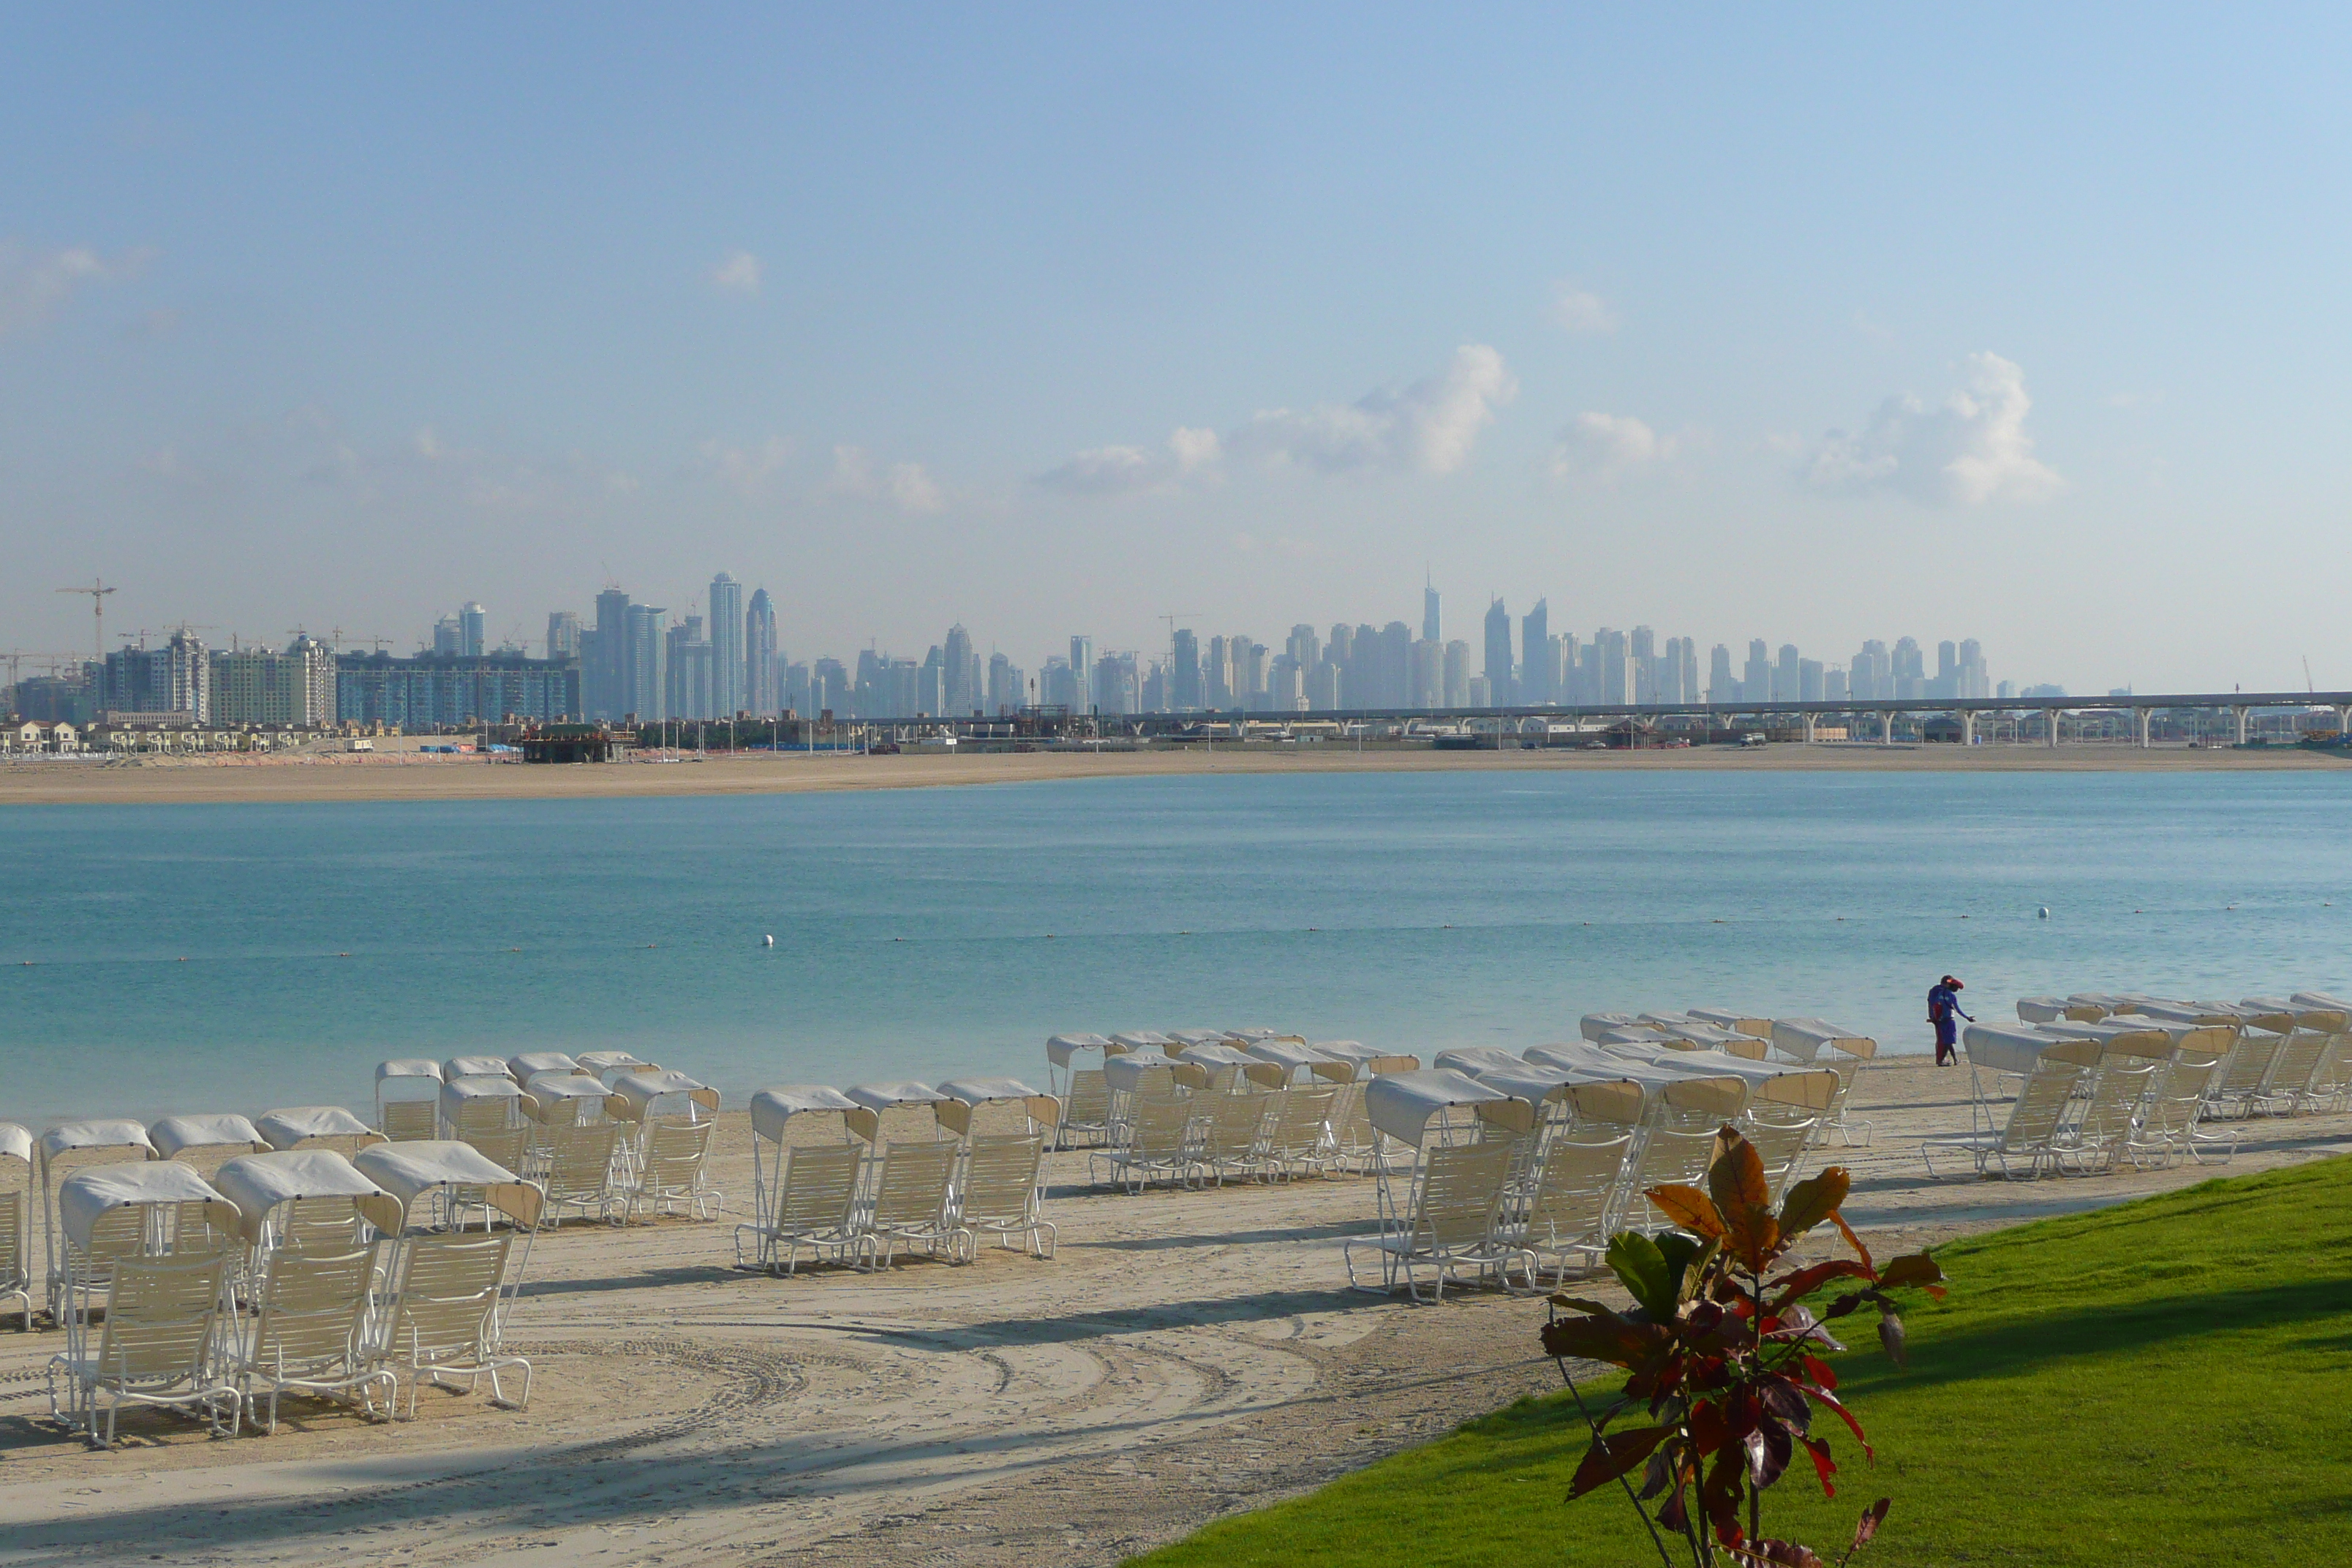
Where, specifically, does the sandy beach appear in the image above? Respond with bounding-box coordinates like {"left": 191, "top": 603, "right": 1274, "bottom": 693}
{"left": 2, "top": 1058, "right": 2346, "bottom": 1567}
{"left": 1, "top": 740, "right": 2341, "bottom": 807}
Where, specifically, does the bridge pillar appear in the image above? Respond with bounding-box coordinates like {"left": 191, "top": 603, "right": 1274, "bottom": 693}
{"left": 2234, "top": 706, "right": 2249, "bottom": 746}
{"left": 2338, "top": 704, "right": 2351, "bottom": 739}
{"left": 2134, "top": 707, "right": 2152, "bottom": 749}
{"left": 1880, "top": 710, "right": 1895, "bottom": 745}
{"left": 1802, "top": 712, "right": 1817, "bottom": 744}
{"left": 1959, "top": 709, "right": 1975, "bottom": 747}
{"left": 2046, "top": 709, "right": 2059, "bottom": 747}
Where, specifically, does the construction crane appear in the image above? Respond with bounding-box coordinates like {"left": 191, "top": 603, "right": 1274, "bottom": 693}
{"left": 56, "top": 579, "right": 116, "bottom": 666}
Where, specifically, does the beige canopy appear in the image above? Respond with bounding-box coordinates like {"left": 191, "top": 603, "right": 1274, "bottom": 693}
{"left": 58, "top": 1162, "right": 238, "bottom": 1251}
{"left": 147, "top": 1114, "right": 265, "bottom": 1161}
{"left": 606, "top": 1069, "right": 720, "bottom": 1123}
{"left": 749, "top": 1085, "right": 858, "bottom": 1142}
{"left": 353, "top": 1140, "right": 543, "bottom": 1229}
{"left": 1364, "top": 1069, "right": 1529, "bottom": 1146}
{"left": 933, "top": 1077, "right": 1058, "bottom": 1137}
{"left": 213, "top": 1150, "right": 403, "bottom": 1242}
{"left": 1046, "top": 1033, "right": 1118, "bottom": 1067}
{"left": 255, "top": 1106, "right": 383, "bottom": 1152}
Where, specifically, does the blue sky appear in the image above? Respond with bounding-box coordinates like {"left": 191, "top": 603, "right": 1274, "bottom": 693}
{"left": 4, "top": 5, "right": 2348, "bottom": 691}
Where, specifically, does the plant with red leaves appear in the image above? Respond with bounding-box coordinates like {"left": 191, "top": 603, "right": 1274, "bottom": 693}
{"left": 1540, "top": 1126, "right": 1944, "bottom": 1567}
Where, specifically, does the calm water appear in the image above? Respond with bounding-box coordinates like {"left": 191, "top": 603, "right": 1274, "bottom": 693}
{"left": 3, "top": 769, "right": 2348, "bottom": 1125}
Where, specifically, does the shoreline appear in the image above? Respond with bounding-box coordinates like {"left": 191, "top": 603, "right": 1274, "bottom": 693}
{"left": 1, "top": 740, "right": 2342, "bottom": 807}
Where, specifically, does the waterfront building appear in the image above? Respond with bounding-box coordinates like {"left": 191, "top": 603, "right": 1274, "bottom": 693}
{"left": 944, "top": 624, "right": 978, "bottom": 715}
{"left": 1707, "top": 644, "right": 1736, "bottom": 706}
{"left": 211, "top": 636, "right": 338, "bottom": 726}
{"left": 335, "top": 651, "right": 579, "bottom": 728}
{"left": 1597, "top": 627, "right": 1634, "bottom": 705}
{"left": 746, "top": 589, "right": 778, "bottom": 715}
{"left": 1423, "top": 578, "right": 1441, "bottom": 644}
{"left": 1308, "top": 655, "right": 1343, "bottom": 710}
{"left": 101, "top": 632, "right": 210, "bottom": 723}
{"left": 1520, "top": 600, "right": 1551, "bottom": 704}
{"left": 1482, "top": 598, "right": 1514, "bottom": 706}
{"left": 589, "top": 588, "right": 631, "bottom": 720}
{"left": 708, "top": 574, "right": 745, "bottom": 716}
{"left": 811, "top": 657, "right": 848, "bottom": 715}
{"left": 1893, "top": 636, "right": 1926, "bottom": 700}
{"left": 1170, "top": 629, "right": 1202, "bottom": 710}
{"left": 1777, "top": 644, "right": 1801, "bottom": 704}
{"left": 1410, "top": 637, "right": 1443, "bottom": 708}
{"left": 666, "top": 617, "right": 714, "bottom": 720}
{"left": 547, "top": 611, "right": 581, "bottom": 660}
{"left": 1443, "top": 640, "right": 1471, "bottom": 707}
{"left": 460, "top": 603, "right": 486, "bottom": 657}
{"left": 1743, "top": 639, "right": 1771, "bottom": 704}
{"left": 625, "top": 603, "right": 668, "bottom": 720}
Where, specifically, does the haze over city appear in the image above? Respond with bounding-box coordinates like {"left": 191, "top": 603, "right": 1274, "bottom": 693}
{"left": 6, "top": 8, "right": 2349, "bottom": 693}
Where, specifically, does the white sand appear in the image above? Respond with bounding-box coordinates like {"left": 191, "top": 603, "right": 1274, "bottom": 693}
{"left": 1, "top": 1058, "right": 2345, "bottom": 1566}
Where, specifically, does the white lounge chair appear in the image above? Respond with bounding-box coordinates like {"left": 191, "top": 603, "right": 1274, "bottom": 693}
{"left": 741, "top": 1141, "right": 863, "bottom": 1275}
{"left": 1343, "top": 1071, "right": 1532, "bottom": 1303}
{"left": 957, "top": 1134, "right": 1055, "bottom": 1259}
{"left": 1507, "top": 1129, "right": 1632, "bottom": 1289}
{"left": 235, "top": 1244, "right": 392, "bottom": 1433}
{"left": 1922, "top": 1042, "right": 2093, "bottom": 1178}
{"left": 0, "top": 1124, "right": 30, "bottom": 1331}
{"left": 1257, "top": 1084, "right": 1341, "bottom": 1180}
{"left": 1193, "top": 1089, "right": 1274, "bottom": 1186}
{"left": 2054, "top": 1060, "right": 2157, "bottom": 1175}
{"left": 632, "top": 1122, "right": 723, "bottom": 1221}
{"left": 2251, "top": 1029, "right": 2336, "bottom": 1115}
{"left": 376, "top": 1231, "right": 530, "bottom": 1415}
{"left": 2206, "top": 1030, "right": 2286, "bottom": 1118}
{"left": 2122, "top": 1052, "right": 2228, "bottom": 1168}
{"left": 375, "top": 1060, "right": 443, "bottom": 1142}
{"left": 49, "top": 1250, "right": 238, "bottom": 1445}
{"left": 533, "top": 1122, "right": 627, "bottom": 1227}
{"left": 1088, "top": 1093, "right": 1197, "bottom": 1194}
{"left": 857, "top": 1141, "right": 962, "bottom": 1270}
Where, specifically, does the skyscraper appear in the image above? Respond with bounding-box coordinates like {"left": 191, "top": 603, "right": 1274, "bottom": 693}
{"left": 459, "top": 603, "right": 486, "bottom": 658}
{"left": 1597, "top": 627, "right": 1633, "bottom": 704}
{"left": 1776, "top": 644, "right": 1801, "bottom": 704}
{"left": 546, "top": 611, "right": 581, "bottom": 660}
{"left": 1422, "top": 578, "right": 1441, "bottom": 644}
{"left": 944, "top": 624, "right": 977, "bottom": 714}
{"left": 746, "top": 588, "right": 778, "bottom": 715}
{"left": 1482, "top": 598, "right": 1513, "bottom": 706}
{"left": 1630, "top": 625, "right": 1655, "bottom": 703}
{"left": 1520, "top": 599, "right": 1551, "bottom": 704}
{"left": 1170, "top": 629, "right": 1202, "bottom": 709}
{"left": 1708, "top": 644, "right": 1736, "bottom": 705}
{"left": 1744, "top": 639, "right": 1772, "bottom": 703}
{"left": 707, "top": 573, "right": 745, "bottom": 716}
{"left": 592, "top": 588, "right": 630, "bottom": 720}
{"left": 625, "top": 603, "right": 667, "bottom": 720}
{"left": 432, "top": 617, "right": 461, "bottom": 657}
{"left": 1069, "top": 636, "right": 1094, "bottom": 711}
{"left": 1443, "top": 640, "right": 1471, "bottom": 706}
{"left": 1892, "top": 637, "right": 1926, "bottom": 699}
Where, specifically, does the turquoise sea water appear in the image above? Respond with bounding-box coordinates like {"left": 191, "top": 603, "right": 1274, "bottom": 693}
{"left": 2, "top": 769, "right": 2348, "bottom": 1125}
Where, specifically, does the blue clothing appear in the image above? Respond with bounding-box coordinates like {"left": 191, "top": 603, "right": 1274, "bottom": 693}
{"left": 1929, "top": 981, "right": 1970, "bottom": 1063}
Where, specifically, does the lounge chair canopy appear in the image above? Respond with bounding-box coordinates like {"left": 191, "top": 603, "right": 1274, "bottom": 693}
{"left": 40, "top": 1120, "right": 155, "bottom": 1162}
{"left": 1770, "top": 1018, "right": 1878, "bottom": 1062}
{"left": 2119, "top": 1001, "right": 2241, "bottom": 1029}
{"left": 1964, "top": 1024, "right": 2105, "bottom": 1076}
{"left": 1175, "top": 1043, "right": 1256, "bottom": 1069}
{"left": 576, "top": 1049, "right": 656, "bottom": 1074}
{"left": 933, "top": 1077, "right": 1058, "bottom": 1135}
{"left": 352, "top": 1140, "right": 541, "bottom": 1229}
{"left": 1365, "top": 1069, "right": 1529, "bottom": 1147}
{"left": 749, "top": 1085, "right": 858, "bottom": 1142}
{"left": 1167, "top": 1029, "right": 1232, "bottom": 1049}
{"left": 58, "top": 1162, "right": 236, "bottom": 1250}
{"left": 1525, "top": 1042, "right": 1749, "bottom": 1113}
{"left": 212, "top": 1150, "right": 403, "bottom": 1241}
{"left": 1045, "top": 1033, "right": 1117, "bottom": 1066}
{"left": 2013, "top": 997, "right": 2073, "bottom": 1023}
{"left": 441, "top": 1077, "right": 522, "bottom": 1114}
{"left": 508, "top": 1052, "right": 578, "bottom": 1083}
{"left": 2244, "top": 995, "right": 2350, "bottom": 1033}
{"left": 521, "top": 1074, "right": 615, "bottom": 1121}
{"left": 1607, "top": 1045, "right": 1840, "bottom": 1111}
{"left": 1103, "top": 1055, "right": 1176, "bottom": 1094}
{"left": 1109, "top": 1030, "right": 1176, "bottom": 1055}
{"left": 444, "top": 1056, "right": 512, "bottom": 1082}
{"left": 842, "top": 1081, "right": 946, "bottom": 1142}
{"left": 1686, "top": 1008, "right": 1773, "bottom": 1038}
{"left": 1224, "top": 1027, "right": 1286, "bottom": 1043}
{"left": 0, "top": 1123, "right": 32, "bottom": 1167}
{"left": 1432, "top": 1046, "right": 1528, "bottom": 1077}
{"left": 1312, "top": 1041, "right": 1419, "bottom": 1077}
{"left": 1656, "top": 1022, "right": 1768, "bottom": 1058}
{"left": 2291, "top": 990, "right": 2352, "bottom": 1017}
{"left": 2032, "top": 1019, "right": 2173, "bottom": 1058}
{"left": 1578, "top": 1012, "right": 1643, "bottom": 1041}
{"left": 377, "top": 1058, "right": 442, "bottom": 1083}
{"left": 1243, "top": 1039, "right": 1353, "bottom": 1083}
{"left": 608, "top": 1070, "right": 719, "bottom": 1120}
{"left": 1476, "top": 1066, "right": 1646, "bottom": 1127}
{"left": 147, "top": 1114, "right": 265, "bottom": 1161}
{"left": 255, "top": 1106, "right": 380, "bottom": 1151}
{"left": 1597, "top": 1026, "right": 1674, "bottom": 1047}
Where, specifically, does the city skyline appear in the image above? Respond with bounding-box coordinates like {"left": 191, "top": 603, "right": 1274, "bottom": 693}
{"left": 7, "top": 12, "right": 2351, "bottom": 695}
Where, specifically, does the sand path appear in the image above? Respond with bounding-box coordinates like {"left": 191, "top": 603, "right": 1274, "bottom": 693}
{"left": 1, "top": 1058, "right": 2345, "bottom": 1566}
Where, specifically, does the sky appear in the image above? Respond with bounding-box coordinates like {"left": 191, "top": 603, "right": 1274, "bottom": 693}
{"left": 4, "top": 5, "right": 2349, "bottom": 694}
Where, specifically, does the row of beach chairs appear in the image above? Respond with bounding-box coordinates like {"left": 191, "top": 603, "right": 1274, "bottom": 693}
{"left": 1931, "top": 990, "right": 2352, "bottom": 1179}
{"left": 731, "top": 1079, "right": 1059, "bottom": 1275}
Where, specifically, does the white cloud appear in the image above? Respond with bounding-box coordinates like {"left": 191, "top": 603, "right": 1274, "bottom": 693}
{"left": 830, "top": 444, "right": 944, "bottom": 513}
{"left": 1548, "top": 411, "right": 1685, "bottom": 478}
{"left": 1550, "top": 281, "right": 1617, "bottom": 334}
{"left": 709, "top": 249, "right": 761, "bottom": 295}
{"left": 0, "top": 241, "right": 153, "bottom": 340}
{"left": 1806, "top": 353, "right": 2064, "bottom": 506}
{"left": 1036, "top": 426, "right": 1222, "bottom": 497}
{"left": 699, "top": 434, "right": 796, "bottom": 497}
{"left": 1234, "top": 344, "right": 1517, "bottom": 475}
{"left": 1036, "top": 346, "right": 1514, "bottom": 498}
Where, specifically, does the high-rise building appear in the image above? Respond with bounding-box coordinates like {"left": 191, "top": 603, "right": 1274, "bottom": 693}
{"left": 1520, "top": 600, "right": 1551, "bottom": 704}
{"left": 1410, "top": 638, "right": 1444, "bottom": 708}
{"left": 1068, "top": 637, "right": 1094, "bottom": 711}
{"left": 1852, "top": 640, "right": 1890, "bottom": 701}
{"left": 1423, "top": 578, "right": 1441, "bottom": 644}
{"left": 459, "top": 603, "right": 486, "bottom": 659}
{"left": 1597, "top": 627, "right": 1634, "bottom": 704}
{"left": 546, "top": 611, "right": 581, "bottom": 660}
{"left": 666, "top": 616, "right": 713, "bottom": 720}
{"left": 1286, "top": 624, "right": 1319, "bottom": 676}
{"left": 1170, "top": 629, "right": 1202, "bottom": 710}
{"left": 591, "top": 588, "right": 631, "bottom": 720}
{"left": 746, "top": 589, "right": 778, "bottom": 715}
{"left": 1959, "top": 638, "right": 1989, "bottom": 700}
{"left": 1482, "top": 598, "right": 1513, "bottom": 706}
{"left": 1308, "top": 655, "right": 1343, "bottom": 709}
{"left": 211, "top": 636, "right": 338, "bottom": 726}
{"left": 1776, "top": 644, "right": 1801, "bottom": 703}
{"left": 1708, "top": 644, "right": 1736, "bottom": 706}
{"left": 1744, "top": 639, "right": 1772, "bottom": 704}
{"left": 1799, "top": 658, "right": 1825, "bottom": 702}
{"left": 1892, "top": 637, "right": 1926, "bottom": 700}
{"left": 811, "top": 657, "right": 848, "bottom": 716}
{"left": 625, "top": 603, "right": 668, "bottom": 720}
{"left": 100, "top": 632, "right": 210, "bottom": 722}
{"left": 707, "top": 574, "right": 745, "bottom": 716}
{"left": 943, "top": 624, "right": 977, "bottom": 715}
{"left": 432, "top": 617, "right": 461, "bottom": 657}
{"left": 987, "top": 652, "right": 1026, "bottom": 713}
{"left": 1443, "top": 640, "right": 1471, "bottom": 706}
{"left": 335, "top": 650, "right": 577, "bottom": 728}
{"left": 1825, "top": 667, "right": 1850, "bottom": 703}
{"left": 1204, "top": 636, "right": 1232, "bottom": 706}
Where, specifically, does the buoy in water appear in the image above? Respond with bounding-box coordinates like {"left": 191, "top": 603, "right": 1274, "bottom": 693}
{"left": 762, "top": 934, "right": 774, "bottom": 947}
{"left": 2038, "top": 907, "right": 2051, "bottom": 919}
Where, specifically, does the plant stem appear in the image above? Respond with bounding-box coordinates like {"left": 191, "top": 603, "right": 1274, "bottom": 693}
{"left": 1553, "top": 1355, "right": 1684, "bottom": 1568}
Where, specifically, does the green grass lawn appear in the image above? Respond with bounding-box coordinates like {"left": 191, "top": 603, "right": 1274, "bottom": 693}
{"left": 1131, "top": 1155, "right": 2352, "bottom": 1567}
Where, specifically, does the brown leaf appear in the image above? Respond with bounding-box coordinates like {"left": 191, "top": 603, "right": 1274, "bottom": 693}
{"left": 1647, "top": 1183, "right": 1725, "bottom": 1238}
{"left": 1776, "top": 1167, "right": 1850, "bottom": 1241}
{"left": 1831, "top": 1210, "right": 1874, "bottom": 1273}
{"left": 1877, "top": 1313, "right": 1907, "bottom": 1368}
{"left": 1847, "top": 1499, "right": 1891, "bottom": 1561}
{"left": 1543, "top": 1314, "right": 1669, "bottom": 1368}
{"left": 1708, "top": 1128, "right": 1779, "bottom": 1269}
{"left": 1875, "top": 1253, "right": 1945, "bottom": 1294}
{"left": 1569, "top": 1424, "right": 1675, "bottom": 1498}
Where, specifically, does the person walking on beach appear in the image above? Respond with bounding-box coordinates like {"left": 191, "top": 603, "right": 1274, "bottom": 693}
{"left": 1929, "top": 974, "right": 1972, "bottom": 1066}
